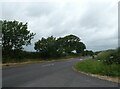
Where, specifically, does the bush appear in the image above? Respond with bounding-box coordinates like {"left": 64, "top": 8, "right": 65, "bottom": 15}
{"left": 112, "top": 48, "right": 120, "bottom": 64}
{"left": 96, "top": 49, "right": 120, "bottom": 65}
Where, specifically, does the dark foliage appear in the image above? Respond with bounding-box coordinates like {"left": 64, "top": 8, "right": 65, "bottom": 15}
{"left": 34, "top": 34, "right": 86, "bottom": 58}
{"left": 2, "top": 20, "right": 35, "bottom": 61}
{"left": 96, "top": 48, "right": 120, "bottom": 65}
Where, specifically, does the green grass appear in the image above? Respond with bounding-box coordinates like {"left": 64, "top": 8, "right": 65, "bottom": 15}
{"left": 74, "top": 59, "right": 120, "bottom": 77}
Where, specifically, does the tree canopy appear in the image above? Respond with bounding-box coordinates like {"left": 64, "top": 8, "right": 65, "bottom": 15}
{"left": 34, "top": 34, "right": 86, "bottom": 58}
{"left": 2, "top": 20, "right": 35, "bottom": 59}
{"left": 34, "top": 36, "right": 58, "bottom": 58}
{"left": 2, "top": 20, "right": 87, "bottom": 61}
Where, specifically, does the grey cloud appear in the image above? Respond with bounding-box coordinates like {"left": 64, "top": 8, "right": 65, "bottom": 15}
{"left": 1, "top": 0, "right": 118, "bottom": 51}
{"left": 79, "top": 1, "right": 117, "bottom": 29}
{"left": 25, "top": 2, "right": 57, "bottom": 17}
{"left": 2, "top": 2, "right": 29, "bottom": 22}
{"left": 87, "top": 38, "right": 118, "bottom": 51}
{"left": 2, "top": 3, "right": 19, "bottom": 19}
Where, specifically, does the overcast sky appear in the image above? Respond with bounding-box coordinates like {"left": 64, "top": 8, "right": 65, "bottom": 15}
{"left": 0, "top": 0, "right": 119, "bottom": 51}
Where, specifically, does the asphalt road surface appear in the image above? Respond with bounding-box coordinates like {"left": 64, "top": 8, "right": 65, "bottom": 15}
{"left": 2, "top": 58, "right": 119, "bottom": 87}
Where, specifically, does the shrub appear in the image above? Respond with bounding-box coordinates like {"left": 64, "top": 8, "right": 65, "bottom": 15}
{"left": 96, "top": 49, "right": 120, "bottom": 65}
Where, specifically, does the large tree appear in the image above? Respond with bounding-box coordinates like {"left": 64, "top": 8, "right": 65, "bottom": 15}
{"left": 57, "top": 34, "right": 86, "bottom": 54}
{"left": 2, "top": 20, "right": 35, "bottom": 58}
{"left": 34, "top": 34, "right": 86, "bottom": 58}
{"left": 34, "top": 36, "right": 59, "bottom": 58}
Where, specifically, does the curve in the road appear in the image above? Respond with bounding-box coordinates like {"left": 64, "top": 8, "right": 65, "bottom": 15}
{"left": 2, "top": 58, "right": 119, "bottom": 87}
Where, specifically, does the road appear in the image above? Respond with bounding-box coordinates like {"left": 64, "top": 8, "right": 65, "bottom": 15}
{"left": 2, "top": 58, "right": 118, "bottom": 87}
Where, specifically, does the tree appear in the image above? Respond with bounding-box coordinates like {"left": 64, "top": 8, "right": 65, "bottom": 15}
{"left": 34, "top": 34, "right": 86, "bottom": 58}
{"left": 2, "top": 20, "right": 35, "bottom": 59}
{"left": 34, "top": 36, "right": 59, "bottom": 58}
{"left": 57, "top": 34, "right": 86, "bottom": 55}
{"left": 76, "top": 42, "right": 86, "bottom": 54}
{"left": 84, "top": 50, "right": 94, "bottom": 56}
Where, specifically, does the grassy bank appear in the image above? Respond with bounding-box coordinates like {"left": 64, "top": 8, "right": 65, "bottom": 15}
{"left": 74, "top": 59, "right": 120, "bottom": 77}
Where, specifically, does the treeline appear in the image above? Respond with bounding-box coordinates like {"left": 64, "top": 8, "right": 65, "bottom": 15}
{"left": 34, "top": 35, "right": 86, "bottom": 58}
{"left": 1, "top": 20, "right": 94, "bottom": 63}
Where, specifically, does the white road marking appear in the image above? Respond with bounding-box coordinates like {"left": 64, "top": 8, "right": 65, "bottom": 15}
{"left": 79, "top": 59, "right": 83, "bottom": 60}
{"left": 42, "top": 63, "right": 54, "bottom": 67}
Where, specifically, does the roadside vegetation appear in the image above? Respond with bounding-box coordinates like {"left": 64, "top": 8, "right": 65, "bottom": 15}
{"left": 74, "top": 48, "right": 120, "bottom": 77}
{"left": 1, "top": 20, "right": 93, "bottom": 63}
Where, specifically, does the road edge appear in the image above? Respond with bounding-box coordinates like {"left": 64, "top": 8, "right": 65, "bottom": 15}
{"left": 2, "top": 58, "right": 74, "bottom": 69}
{"left": 72, "top": 66, "right": 120, "bottom": 84}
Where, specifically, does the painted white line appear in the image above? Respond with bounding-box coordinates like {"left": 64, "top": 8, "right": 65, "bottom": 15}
{"left": 79, "top": 59, "right": 83, "bottom": 60}
{"left": 42, "top": 63, "right": 54, "bottom": 67}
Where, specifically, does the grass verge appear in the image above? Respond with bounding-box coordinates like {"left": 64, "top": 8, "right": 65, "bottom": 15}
{"left": 74, "top": 59, "right": 120, "bottom": 77}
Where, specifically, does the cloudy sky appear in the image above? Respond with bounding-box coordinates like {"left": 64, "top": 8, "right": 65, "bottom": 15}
{"left": 0, "top": 0, "right": 119, "bottom": 51}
